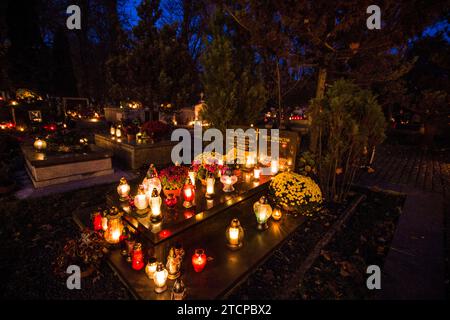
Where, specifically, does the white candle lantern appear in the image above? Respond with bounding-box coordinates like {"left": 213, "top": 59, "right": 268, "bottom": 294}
{"left": 145, "top": 257, "right": 158, "bottom": 280}
{"left": 134, "top": 184, "right": 148, "bottom": 215}
{"left": 205, "top": 175, "right": 215, "bottom": 199}
{"left": 220, "top": 172, "right": 238, "bottom": 193}
{"left": 245, "top": 154, "right": 255, "bottom": 169}
{"left": 254, "top": 166, "right": 261, "bottom": 180}
{"left": 154, "top": 263, "right": 169, "bottom": 293}
{"left": 116, "top": 125, "right": 122, "bottom": 137}
{"left": 117, "top": 177, "right": 130, "bottom": 201}
{"left": 226, "top": 218, "right": 244, "bottom": 250}
{"left": 143, "top": 164, "right": 162, "bottom": 195}
{"left": 271, "top": 159, "right": 279, "bottom": 175}
{"left": 149, "top": 188, "right": 162, "bottom": 222}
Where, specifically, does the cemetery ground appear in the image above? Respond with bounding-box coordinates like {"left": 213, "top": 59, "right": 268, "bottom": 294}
{"left": 0, "top": 137, "right": 447, "bottom": 299}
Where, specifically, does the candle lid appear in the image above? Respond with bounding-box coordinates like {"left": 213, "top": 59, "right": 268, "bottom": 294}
{"left": 230, "top": 218, "right": 241, "bottom": 228}
{"left": 146, "top": 164, "right": 158, "bottom": 178}
{"left": 259, "top": 196, "right": 268, "bottom": 204}
{"left": 194, "top": 248, "right": 205, "bottom": 255}
{"left": 156, "top": 263, "right": 165, "bottom": 272}
{"left": 107, "top": 207, "right": 123, "bottom": 219}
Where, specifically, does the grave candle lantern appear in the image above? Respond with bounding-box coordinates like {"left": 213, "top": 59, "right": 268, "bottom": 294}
{"left": 245, "top": 154, "right": 255, "bottom": 169}
{"left": 164, "top": 192, "right": 177, "bottom": 209}
{"left": 272, "top": 206, "right": 282, "bottom": 221}
{"left": 166, "top": 247, "right": 181, "bottom": 280}
{"left": 134, "top": 184, "right": 148, "bottom": 214}
{"left": 92, "top": 210, "right": 103, "bottom": 231}
{"left": 253, "top": 166, "right": 261, "bottom": 180}
{"left": 271, "top": 159, "right": 279, "bottom": 175}
{"left": 220, "top": 170, "right": 237, "bottom": 192}
{"left": 253, "top": 196, "right": 272, "bottom": 230}
{"left": 143, "top": 164, "right": 162, "bottom": 195}
{"left": 153, "top": 263, "right": 169, "bottom": 293}
{"left": 145, "top": 257, "right": 158, "bottom": 280}
{"left": 110, "top": 125, "right": 116, "bottom": 137}
{"left": 205, "top": 175, "right": 215, "bottom": 199}
{"left": 191, "top": 249, "right": 207, "bottom": 272}
{"left": 117, "top": 177, "right": 130, "bottom": 201}
{"left": 104, "top": 208, "right": 123, "bottom": 244}
{"left": 171, "top": 278, "right": 186, "bottom": 300}
{"left": 182, "top": 178, "right": 195, "bottom": 208}
{"left": 226, "top": 218, "right": 244, "bottom": 250}
{"left": 115, "top": 126, "right": 122, "bottom": 139}
{"left": 132, "top": 243, "right": 144, "bottom": 271}
{"left": 149, "top": 188, "right": 162, "bottom": 222}
{"left": 33, "top": 138, "right": 47, "bottom": 152}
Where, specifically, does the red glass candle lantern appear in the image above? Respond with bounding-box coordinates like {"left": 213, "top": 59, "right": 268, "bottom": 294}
{"left": 132, "top": 243, "right": 144, "bottom": 271}
{"left": 92, "top": 210, "right": 103, "bottom": 231}
{"left": 191, "top": 249, "right": 207, "bottom": 273}
{"left": 182, "top": 178, "right": 195, "bottom": 208}
{"left": 165, "top": 193, "right": 178, "bottom": 209}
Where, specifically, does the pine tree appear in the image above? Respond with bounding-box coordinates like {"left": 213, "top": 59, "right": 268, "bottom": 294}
{"left": 200, "top": 26, "right": 238, "bottom": 131}
{"left": 129, "top": 0, "right": 162, "bottom": 108}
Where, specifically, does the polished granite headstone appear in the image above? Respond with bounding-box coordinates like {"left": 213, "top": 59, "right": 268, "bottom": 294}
{"left": 107, "top": 172, "right": 271, "bottom": 244}
{"left": 74, "top": 162, "right": 304, "bottom": 300}
{"left": 74, "top": 185, "right": 306, "bottom": 300}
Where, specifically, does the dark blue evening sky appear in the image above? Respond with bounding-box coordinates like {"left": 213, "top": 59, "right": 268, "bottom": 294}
{"left": 120, "top": 0, "right": 449, "bottom": 41}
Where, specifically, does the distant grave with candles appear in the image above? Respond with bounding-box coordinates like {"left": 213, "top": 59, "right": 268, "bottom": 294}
{"left": 22, "top": 143, "right": 113, "bottom": 188}
{"left": 95, "top": 133, "right": 177, "bottom": 169}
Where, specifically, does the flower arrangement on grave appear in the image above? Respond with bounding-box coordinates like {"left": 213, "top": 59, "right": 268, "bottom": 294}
{"left": 268, "top": 172, "right": 322, "bottom": 216}
{"left": 53, "top": 229, "right": 107, "bottom": 278}
{"left": 45, "top": 129, "right": 90, "bottom": 154}
{"left": 193, "top": 162, "right": 223, "bottom": 183}
{"left": 141, "top": 121, "right": 171, "bottom": 141}
{"left": 159, "top": 165, "right": 189, "bottom": 196}
{"left": 123, "top": 119, "right": 140, "bottom": 143}
{"left": 192, "top": 152, "right": 224, "bottom": 183}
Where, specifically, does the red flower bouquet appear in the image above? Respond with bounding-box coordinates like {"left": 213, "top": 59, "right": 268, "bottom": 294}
{"left": 159, "top": 165, "right": 189, "bottom": 191}
{"left": 140, "top": 121, "right": 170, "bottom": 140}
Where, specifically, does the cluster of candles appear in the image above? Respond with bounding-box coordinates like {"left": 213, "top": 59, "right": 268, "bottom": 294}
{"left": 107, "top": 162, "right": 285, "bottom": 299}
{"left": 243, "top": 154, "right": 280, "bottom": 178}
{"left": 224, "top": 196, "right": 283, "bottom": 250}
{"left": 110, "top": 124, "right": 122, "bottom": 142}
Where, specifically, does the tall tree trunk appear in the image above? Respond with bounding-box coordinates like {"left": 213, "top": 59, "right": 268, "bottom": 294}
{"left": 276, "top": 60, "right": 282, "bottom": 128}
{"left": 310, "top": 67, "right": 327, "bottom": 152}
